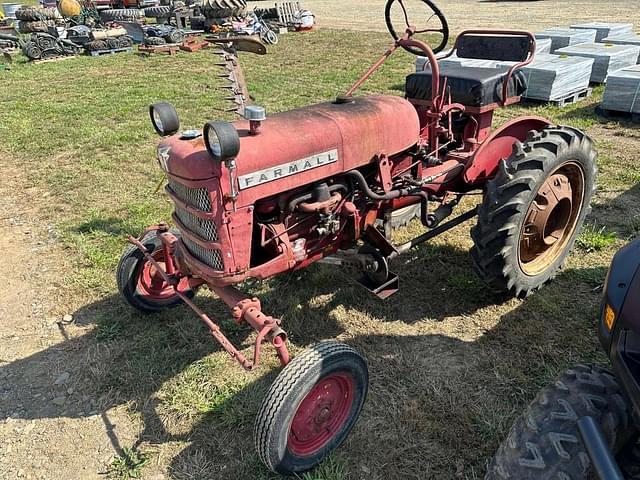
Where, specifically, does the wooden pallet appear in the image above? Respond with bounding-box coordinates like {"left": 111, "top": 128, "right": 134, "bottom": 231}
{"left": 33, "top": 54, "right": 78, "bottom": 64}
{"left": 523, "top": 87, "right": 593, "bottom": 107}
{"left": 275, "top": 1, "right": 300, "bottom": 25}
{"left": 89, "top": 47, "right": 133, "bottom": 57}
{"left": 596, "top": 105, "right": 640, "bottom": 123}
{"left": 137, "top": 44, "right": 179, "bottom": 56}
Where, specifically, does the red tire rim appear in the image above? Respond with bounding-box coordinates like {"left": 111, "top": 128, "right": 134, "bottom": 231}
{"left": 136, "top": 250, "right": 188, "bottom": 301}
{"left": 288, "top": 372, "right": 355, "bottom": 457}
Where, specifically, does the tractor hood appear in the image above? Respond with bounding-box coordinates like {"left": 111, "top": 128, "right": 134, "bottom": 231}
{"left": 159, "top": 95, "right": 420, "bottom": 201}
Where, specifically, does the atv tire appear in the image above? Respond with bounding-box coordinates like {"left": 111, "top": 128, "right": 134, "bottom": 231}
{"left": 99, "top": 8, "right": 144, "bottom": 22}
{"left": 17, "top": 20, "right": 55, "bottom": 34}
{"left": 471, "top": 126, "right": 597, "bottom": 298}
{"left": 87, "top": 39, "right": 108, "bottom": 51}
{"left": 143, "top": 5, "right": 171, "bottom": 17}
{"left": 144, "top": 36, "right": 166, "bottom": 45}
{"left": 486, "top": 365, "right": 635, "bottom": 479}
{"left": 202, "top": 0, "right": 246, "bottom": 19}
{"left": 15, "top": 7, "right": 40, "bottom": 21}
{"left": 22, "top": 41, "right": 43, "bottom": 60}
{"left": 165, "top": 29, "right": 185, "bottom": 44}
{"left": 118, "top": 35, "right": 134, "bottom": 48}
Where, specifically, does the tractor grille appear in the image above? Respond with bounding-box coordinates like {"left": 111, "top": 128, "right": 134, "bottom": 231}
{"left": 168, "top": 179, "right": 224, "bottom": 272}
{"left": 182, "top": 236, "right": 225, "bottom": 271}
{"left": 167, "top": 179, "right": 212, "bottom": 212}
{"left": 174, "top": 206, "right": 218, "bottom": 242}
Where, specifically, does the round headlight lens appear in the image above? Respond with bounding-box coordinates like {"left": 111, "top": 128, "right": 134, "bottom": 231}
{"left": 149, "top": 102, "right": 180, "bottom": 137}
{"left": 203, "top": 121, "right": 241, "bottom": 161}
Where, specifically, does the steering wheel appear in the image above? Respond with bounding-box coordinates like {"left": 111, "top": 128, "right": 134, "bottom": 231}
{"left": 385, "top": 0, "right": 449, "bottom": 56}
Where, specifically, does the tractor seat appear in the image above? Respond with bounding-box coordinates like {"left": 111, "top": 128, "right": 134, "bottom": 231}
{"left": 405, "top": 63, "right": 528, "bottom": 108}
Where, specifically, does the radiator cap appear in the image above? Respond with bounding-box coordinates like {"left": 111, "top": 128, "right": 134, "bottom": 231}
{"left": 244, "top": 105, "right": 266, "bottom": 121}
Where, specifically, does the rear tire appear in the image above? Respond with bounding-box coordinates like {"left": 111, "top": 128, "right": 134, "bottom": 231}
{"left": 471, "top": 126, "right": 597, "bottom": 298}
{"left": 255, "top": 341, "right": 368, "bottom": 475}
{"left": 117, "top": 230, "right": 193, "bottom": 313}
{"left": 486, "top": 365, "right": 635, "bottom": 479}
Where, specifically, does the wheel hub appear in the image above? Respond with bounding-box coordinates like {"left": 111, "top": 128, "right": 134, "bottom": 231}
{"left": 137, "top": 251, "right": 184, "bottom": 300}
{"left": 288, "top": 373, "right": 355, "bottom": 457}
{"left": 519, "top": 162, "right": 585, "bottom": 276}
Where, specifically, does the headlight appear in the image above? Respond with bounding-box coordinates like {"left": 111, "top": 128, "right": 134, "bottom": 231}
{"left": 203, "top": 121, "right": 240, "bottom": 162}
{"left": 149, "top": 102, "right": 180, "bottom": 137}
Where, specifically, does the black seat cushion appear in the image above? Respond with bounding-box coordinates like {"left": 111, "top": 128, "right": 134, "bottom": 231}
{"left": 406, "top": 64, "right": 528, "bottom": 107}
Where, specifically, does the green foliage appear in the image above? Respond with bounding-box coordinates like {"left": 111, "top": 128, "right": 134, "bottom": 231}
{"left": 109, "top": 447, "right": 149, "bottom": 480}
{"left": 576, "top": 224, "right": 617, "bottom": 252}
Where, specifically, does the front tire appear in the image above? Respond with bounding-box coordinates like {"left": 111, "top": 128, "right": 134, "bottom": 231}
{"left": 471, "top": 126, "right": 597, "bottom": 298}
{"left": 254, "top": 341, "right": 368, "bottom": 475}
{"left": 117, "top": 230, "right": 193, "bottom": 313}
{"left": 486, "top": 365, "right": 635, "bottom": 479}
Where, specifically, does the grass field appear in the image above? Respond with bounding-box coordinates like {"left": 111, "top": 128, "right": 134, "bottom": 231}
{"left": 1, "top": 29, "right": 640, "bottom": 480}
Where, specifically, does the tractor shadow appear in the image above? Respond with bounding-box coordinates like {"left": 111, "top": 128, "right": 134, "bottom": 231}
{"left": 163, "top": 263, "right": 610, "bottom": 479}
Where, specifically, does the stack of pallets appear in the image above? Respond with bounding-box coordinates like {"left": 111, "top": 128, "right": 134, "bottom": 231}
{"left": 570, "top": 22, "right": 634, "bottom": 42}
{"left": 499, "top": 53, "right": 594, "bottom": 104}
{"left": 535, "top": 28, "right": 597, "bottom": 52}
{"left": 555, "top": 43, "right": 640, "bottom": 83}
{"left": 602, "top": 34, "right": 640, "bottom": 62}
{"left": 600, "top": 65, "right": 640, "bottom": 120}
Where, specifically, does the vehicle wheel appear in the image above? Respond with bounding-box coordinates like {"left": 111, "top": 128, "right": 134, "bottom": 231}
{"left": 471, "top": 126, "right": 597, "bottom": 298}
{"left": 165, "top": 29, "right": 185, "bottom": 44}
{"left": 15, "top": 7, "right": 44, "bottom": 21}
{"left": 143, "top": 5, "right": 171, "bottom": 17}
{"left": 144, "top": 36, "right": 166, "bottom": 45}
{"left": 202, "top": 0, "right": 246, "bottom": 18}
{"left": 262, "top": 29, "right": 278, "bottom": 45}
{"left": 100, "top": 8, "right": 143, "bottom": 22}
{"left": 87, "top": 39, "right": 107, "bottom": 51}
{"left": 255, "top": 341, "right": 368, "bottom": 475}
{"left": 17, "top": 20, "right": 55, "bottom": 33}
{"left": 22, "top": 41, "right": 42, "bottom": 60}
{"left": 116, "top": 229, "right": 193, "bottom": 313}
{"left": 106, "top": 37, "right": 120, "bottom": 49}
{"left": 486, "top": 365, "right": 635, "bottom": 479}
{"left": 118, "top": 35, "right": 134, "bottom": 48}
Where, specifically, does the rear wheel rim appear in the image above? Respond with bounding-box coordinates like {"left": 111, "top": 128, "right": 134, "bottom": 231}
{"left": 136, "top": 250, "right": 187, "bottom": 300}
{"left": 518, "top": 161, "right": 585, "bottom": 276}
{"left": 287, "top": 372, "right": 355, "bottom": 457}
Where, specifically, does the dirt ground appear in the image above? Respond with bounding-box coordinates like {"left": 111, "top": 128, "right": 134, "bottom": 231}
{"left": 0, "top": 165, "right": 141, "bottom": 480}
{"left": 249, "top": 0, "right": 640, "bottom": 33}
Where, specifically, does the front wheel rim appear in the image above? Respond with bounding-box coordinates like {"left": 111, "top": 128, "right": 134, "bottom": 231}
{"left": 136, "top": 250, "right": 187, "bottom": 300}
{"left": 518, "top": 161, "right": 585, "bottom": 276}
{"left": 287, "top": 372, "right": 355, "bottom": 457}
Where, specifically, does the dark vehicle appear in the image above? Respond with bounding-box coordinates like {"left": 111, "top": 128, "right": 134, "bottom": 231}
{"left": 487, "top": 239, "right": 640, "bottom": 480}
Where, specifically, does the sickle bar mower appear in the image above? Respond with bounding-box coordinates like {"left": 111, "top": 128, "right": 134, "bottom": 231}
{"left": 118, "top": 0, "right": 597, "bottom": 474}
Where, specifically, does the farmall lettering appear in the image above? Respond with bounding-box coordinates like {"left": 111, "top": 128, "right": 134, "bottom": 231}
{"left": 238, "top": 149, "right": 338, "bottom": 190}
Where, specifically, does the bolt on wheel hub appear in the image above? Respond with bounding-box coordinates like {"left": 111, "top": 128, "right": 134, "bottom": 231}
{"left": 288, "top": 373, "right": 355, "bottom": 456}
{"left": 519, "top": 162, "right": 585, "bottom": 276}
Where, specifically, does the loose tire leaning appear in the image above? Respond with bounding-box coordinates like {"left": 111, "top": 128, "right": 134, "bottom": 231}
{"left": 255, "top": 341, "right": 368, "bottom": 475}
{"left": 471, "top": 126, "right": 597, "bottom": 298}
{"left": 486, "top": 365, "right": 635, "bottom": 479}
{"left": 117, "top": 230, "right": 194, "bottom": 313}
{"left": 99, "top": 8, "right": 143, "bottom": 22}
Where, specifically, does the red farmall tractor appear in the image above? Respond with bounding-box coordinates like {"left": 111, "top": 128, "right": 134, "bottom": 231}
{"left": 117, "top": 0, "right": 597, "bottom": 474}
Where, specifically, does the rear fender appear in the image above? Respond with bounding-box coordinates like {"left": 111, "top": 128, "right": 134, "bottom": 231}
{"left": 463, "top": 116, "right": 551, "bottom": 185}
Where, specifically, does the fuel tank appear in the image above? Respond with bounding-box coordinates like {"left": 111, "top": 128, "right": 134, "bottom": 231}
{"left": 162, "top": 95, "right": 420, "bottom": 203}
